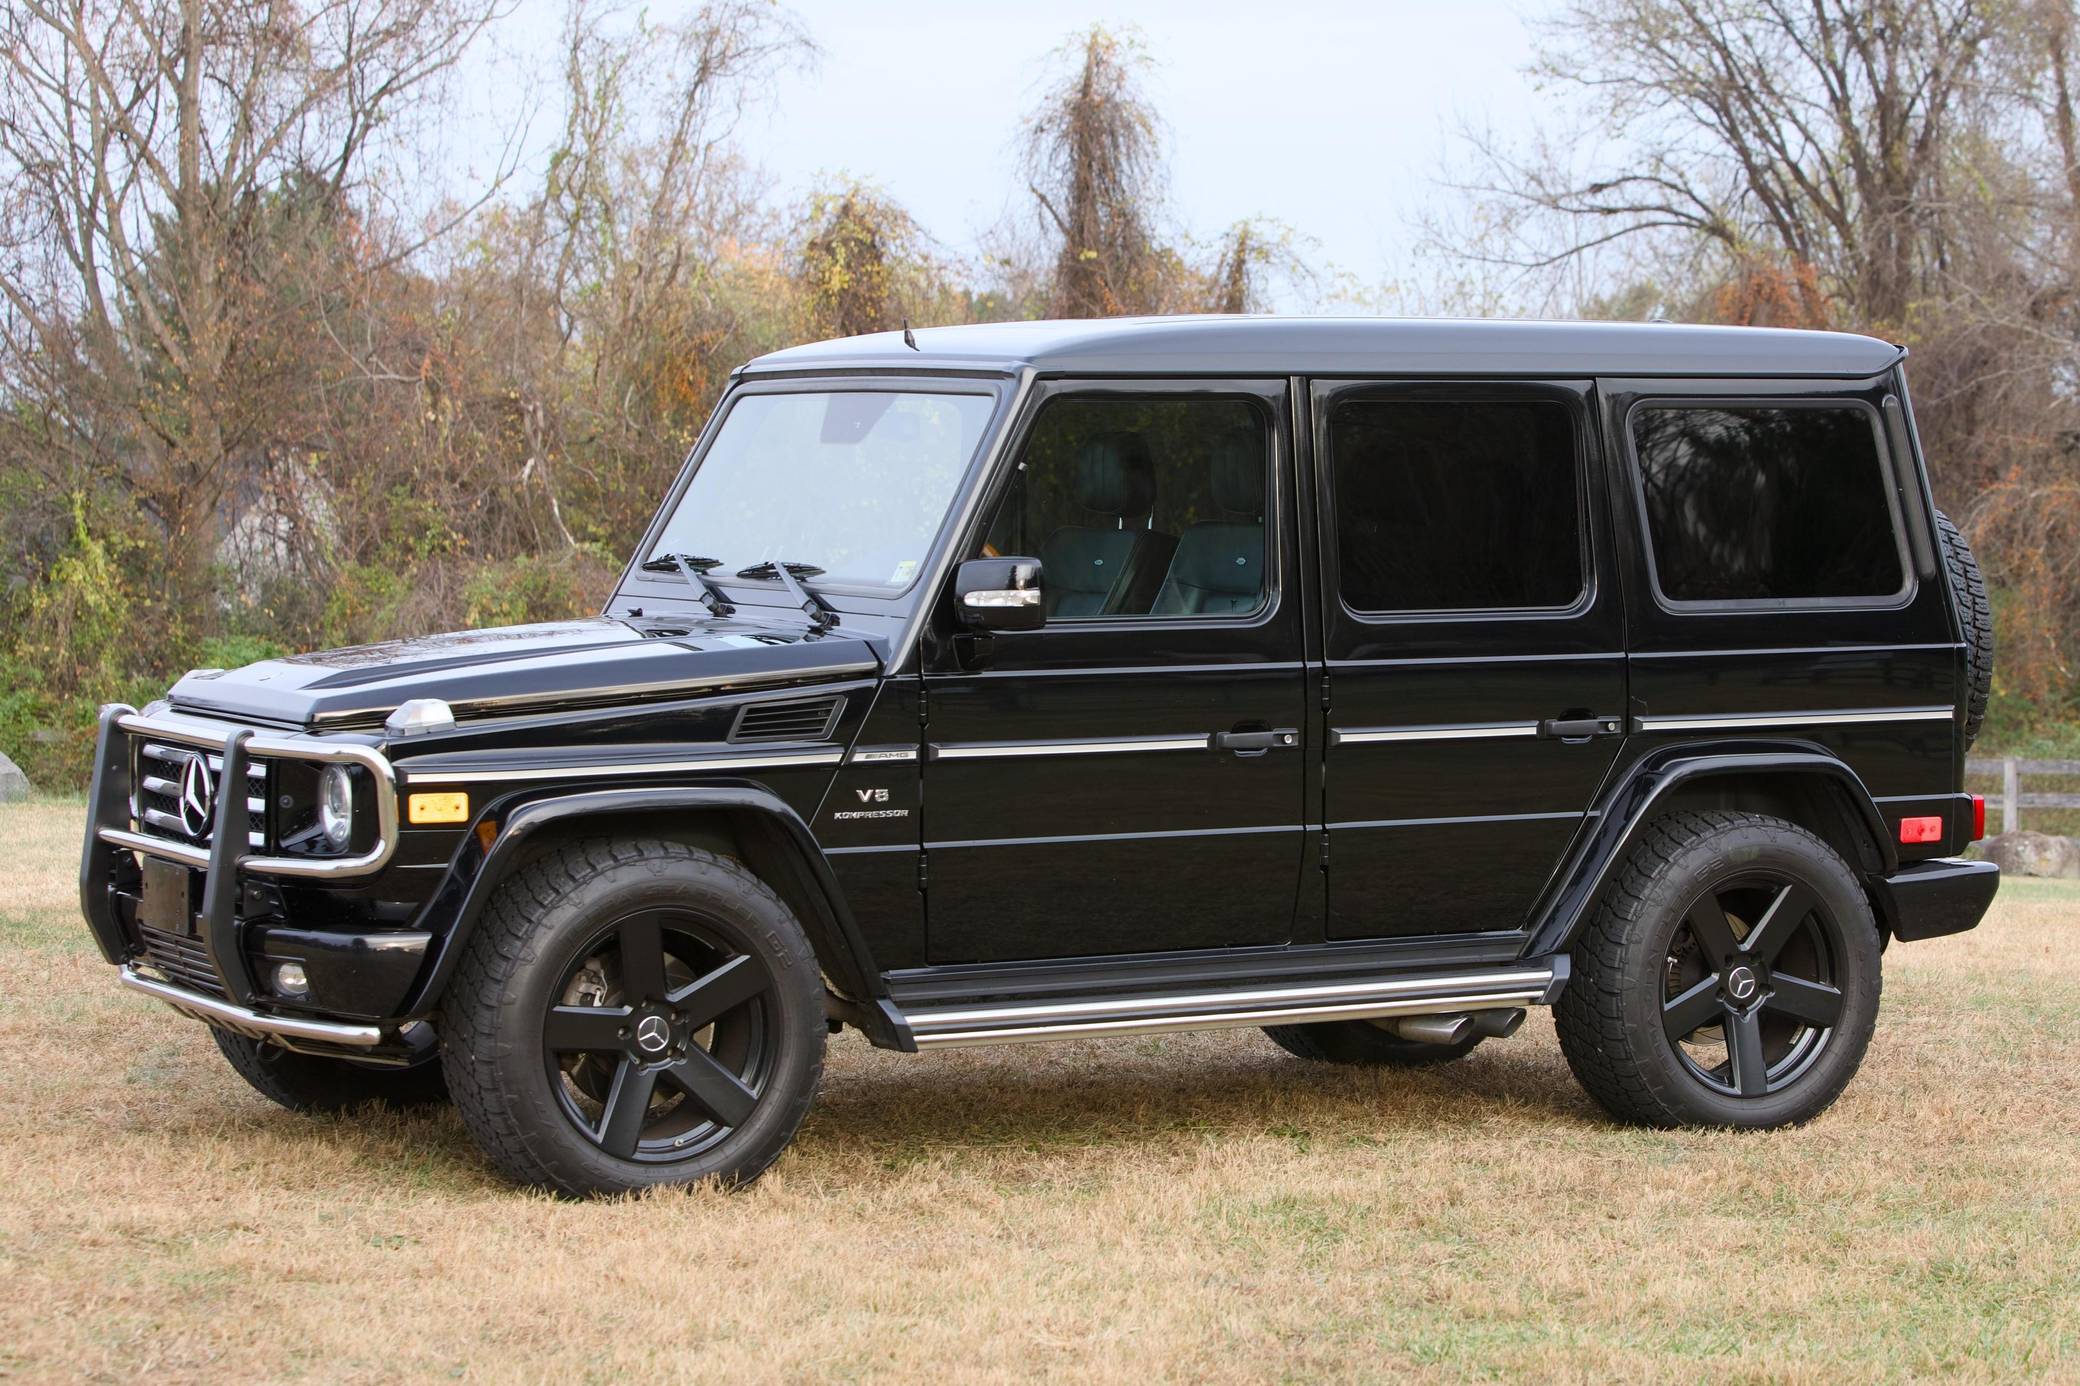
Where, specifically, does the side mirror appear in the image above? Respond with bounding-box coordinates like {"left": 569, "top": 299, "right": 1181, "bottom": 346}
{"left": 954, "top": 557, "right": 1045, "bottom": 632}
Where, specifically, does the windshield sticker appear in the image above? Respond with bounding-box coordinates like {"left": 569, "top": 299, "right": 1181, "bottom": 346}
{"left": 889, "top": 559, "right": 919, "bottom": 585}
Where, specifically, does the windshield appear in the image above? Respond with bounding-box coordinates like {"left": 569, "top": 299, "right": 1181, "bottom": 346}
{"left": 644, "top": 389, "right": 998, "bottom": 593}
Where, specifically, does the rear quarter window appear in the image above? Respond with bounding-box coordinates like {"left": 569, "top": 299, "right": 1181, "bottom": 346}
{"left": 1630, "top": 403, "right": 1906, "bottom": 605}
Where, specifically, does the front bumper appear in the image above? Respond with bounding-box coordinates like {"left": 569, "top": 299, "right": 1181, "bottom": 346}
{"left": 82, "top": 704, "right": 424, "bottom": 1048}
{"left": 119, "top": 966, "right": 384, "bottom": 1047}
{"left": 1871, "top": 857, "right": 2001, "bottom": 942}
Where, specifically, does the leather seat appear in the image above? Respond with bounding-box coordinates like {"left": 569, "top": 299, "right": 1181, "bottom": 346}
{"left": 1040, "top": 433, "right": 1176, "bottom": 618}
{"left": 1152, "top": 430, "right": 1265, "bottom": 616}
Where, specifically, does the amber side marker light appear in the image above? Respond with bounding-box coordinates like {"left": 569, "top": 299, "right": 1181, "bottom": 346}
{"left": 407, "top": 791, "right": 470, "bottom": 825}
{"left": 1899, "top": 815, "right": 1944, "bottom": 845}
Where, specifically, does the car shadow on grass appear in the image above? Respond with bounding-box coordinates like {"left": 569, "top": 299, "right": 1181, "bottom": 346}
{"left": 122, "top": 1031, "right": 1602, "bottom": 1194}
{"left": 797, "top": 1031, "right": 1600, "bottom": 1160}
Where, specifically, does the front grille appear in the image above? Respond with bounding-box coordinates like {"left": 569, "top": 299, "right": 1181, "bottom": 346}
{"left": 133, "top": 740, "right": 268, "bottom": 851}
{"left": 136, "top": 923, "right": 226, "bottom": 998}
{"left": 729, "top": 696, "right": 844, "bottom": 743}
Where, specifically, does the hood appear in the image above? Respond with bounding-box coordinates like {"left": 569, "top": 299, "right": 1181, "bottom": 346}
{"left": 167, "top": 615, "right": 884, "bottom": 729}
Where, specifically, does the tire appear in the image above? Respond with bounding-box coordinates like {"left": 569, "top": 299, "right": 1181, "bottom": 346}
{"left": 213, "top": 1029, "right": 449, "bottom": 1112}
{"left": 1934, "top": 507, "right": 1993, "bottom": 750}
{"left": 440, "top": 838, "right": 825, "bottom": 1198}
{"left": 1555, "top": 809, "right": 1881, "bottom": 1129}
{"left": 1263, "top": 1020, "right": 1482, "bottom": 1067}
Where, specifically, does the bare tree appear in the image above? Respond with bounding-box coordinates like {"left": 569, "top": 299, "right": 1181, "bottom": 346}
{"left": 0, "top": 0, "right": 509, "bottom": 619}
{"left": 1448, "top": 0, "right": 1999, "bottom": 329}
{"left": 1205, "top": 219, "right": 1316, "bottom": 314}
{"left": 1021, "top": 25, "right": 1172, "bottom": 317}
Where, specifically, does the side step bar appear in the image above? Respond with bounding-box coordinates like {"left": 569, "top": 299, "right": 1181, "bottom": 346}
{"left": 900, "top": 961, "right": 1564, "bottom": 1050}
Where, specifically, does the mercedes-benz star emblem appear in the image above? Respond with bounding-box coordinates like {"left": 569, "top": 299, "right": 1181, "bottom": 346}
{"left": 1726, "top": 965, "right": 1759, "bottom": 1003}
{"left": 634, "top": 1014, "right": 672, "bottom": 1055}
{"left": 177, "top": 753, "right": 217, "bottom": 839}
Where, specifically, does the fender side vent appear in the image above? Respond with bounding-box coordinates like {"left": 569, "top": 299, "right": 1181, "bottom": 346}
{"left": 729, "top": 696, "right": 844, "bottom": 744}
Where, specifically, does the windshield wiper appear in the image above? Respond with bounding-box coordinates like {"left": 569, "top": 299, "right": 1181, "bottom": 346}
{"left": 736, "top": 559, "right": 839, "bottom": 630}
{"left": 639, "top": 552, "right": 734, "bottom": 618}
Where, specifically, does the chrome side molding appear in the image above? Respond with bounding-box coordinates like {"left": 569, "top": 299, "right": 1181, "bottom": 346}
{"left": 901, "top": 962, "right": 1561, "bottom": 1049}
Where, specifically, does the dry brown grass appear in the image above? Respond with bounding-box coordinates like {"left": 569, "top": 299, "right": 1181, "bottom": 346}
{"left": 3, "top": 799, "right": 2076, "bottom": 1383}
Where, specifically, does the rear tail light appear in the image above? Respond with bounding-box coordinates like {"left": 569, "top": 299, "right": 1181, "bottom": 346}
{"left": 1899, "top": 815, "right": 1944, "bottom": 844}
{"left": 1971, "top": 794, "right": 1986, "bottom": 841}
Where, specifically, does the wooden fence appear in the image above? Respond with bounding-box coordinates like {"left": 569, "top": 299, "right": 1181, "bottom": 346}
{"left": 1965, "top": 757, "right": 2080, "bottom": 834}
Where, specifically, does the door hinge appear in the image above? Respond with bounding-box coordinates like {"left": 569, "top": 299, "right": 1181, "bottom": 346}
{"left": 916, "top": 853, "right": 928, "bottom": 893}
{"left": 1319, "top": 670, "right": 1332, "bottom": 711}
{"left": 1318, "top": 829, "right": 1331, "bottom": 870}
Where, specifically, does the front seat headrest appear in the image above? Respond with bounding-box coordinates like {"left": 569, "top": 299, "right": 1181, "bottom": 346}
{"left": 1075, "top": 432, "right": 1156, "bottom": 518}
{"left": 1210, "top": 429, "right": 1263, "bottom": 515}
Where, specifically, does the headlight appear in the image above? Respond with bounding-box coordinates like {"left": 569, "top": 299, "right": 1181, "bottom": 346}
{"left": 319, "top": 764, "right": 354, "bottom": 849}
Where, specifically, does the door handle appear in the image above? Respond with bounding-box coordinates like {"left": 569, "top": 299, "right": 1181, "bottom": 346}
{"left": 1538, "top": 715, "right": 1623, "bottom": 742}
{"left": 1212, "top": 727, "right": 1299, "bottom": 756}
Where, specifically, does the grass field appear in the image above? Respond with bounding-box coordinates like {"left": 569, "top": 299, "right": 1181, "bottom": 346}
{"left": 3, "top": 799, "right": 2076, "bottom": 1382}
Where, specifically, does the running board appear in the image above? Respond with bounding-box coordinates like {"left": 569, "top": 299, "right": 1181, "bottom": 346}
{"left": 899, "top": 960, "right": 1565, "bottom": 1050}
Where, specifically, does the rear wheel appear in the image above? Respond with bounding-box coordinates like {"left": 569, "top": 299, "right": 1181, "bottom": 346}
{"left": 1263, "top": 1020, "right": 1482, "bottom": 1066}
{"left": 440, "top": 838, "right": 825, "bottom": 1197}
{"left": 1555, "top": 810, "right": 1881, "bottom": 1129}
{"left": 213, "top": 1030, "right": 448, "bottom": 1112}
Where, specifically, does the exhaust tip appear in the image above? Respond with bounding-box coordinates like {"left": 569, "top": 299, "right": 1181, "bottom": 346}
{"left": 1387, "top": 1013, "right": 1476, "bottom": 1046}
{"left": 1469, "top": 1007, "right": 1526, "bottom": 1040}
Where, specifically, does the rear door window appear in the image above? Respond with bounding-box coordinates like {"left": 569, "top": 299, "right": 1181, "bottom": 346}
{"left": 1630, "top": 403, "right": 1906, "bottom": 605}
{"left": 1328, "top": 398, "right": 1585, "bottom": 614}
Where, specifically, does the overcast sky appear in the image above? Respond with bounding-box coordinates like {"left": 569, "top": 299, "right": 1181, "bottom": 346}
{"left": 466, "top": 0, "right": 1560, "bottom": 306}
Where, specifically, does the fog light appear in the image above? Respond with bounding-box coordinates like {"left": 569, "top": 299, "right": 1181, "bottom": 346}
{"left": 273, "top": 962, "right": 310, "bottom": 998}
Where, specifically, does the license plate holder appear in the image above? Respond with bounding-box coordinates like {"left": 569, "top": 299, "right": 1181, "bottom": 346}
{"left": 139, "top": 857, "right": 199, "bottom": 937}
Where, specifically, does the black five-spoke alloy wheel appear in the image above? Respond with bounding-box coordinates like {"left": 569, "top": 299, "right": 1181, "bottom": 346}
{"left": 1556, "top": 809, "right": 1882, "bottom": 1129}
{"left": 1659, "top": 874, "right": 1846, "bottom": 1098}
{"left": 442, "top": 838, "right": 826, "bottom": 1196}
{"left": 543, "top": 908, "right": 774, "bottom": 1161}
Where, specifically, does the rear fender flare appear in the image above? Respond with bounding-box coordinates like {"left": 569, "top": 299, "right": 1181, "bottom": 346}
{"left": 402, "top": 784, "right": 895, "bottom": 1040}
{"left": 1523, "top": 742, "right": 1896, "bottom": 958}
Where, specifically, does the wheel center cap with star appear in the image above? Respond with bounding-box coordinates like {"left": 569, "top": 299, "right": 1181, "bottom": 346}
{"left": 633, "top": 1013, "right": 672, "bottom": 1055}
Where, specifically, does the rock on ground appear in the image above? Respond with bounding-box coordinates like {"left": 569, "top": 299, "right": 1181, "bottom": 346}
{"left": 1981, "top": 830, "right": 2080, "bottom": 879}
{"left": 0, "top": 751, "right": 29, "bottom": 802}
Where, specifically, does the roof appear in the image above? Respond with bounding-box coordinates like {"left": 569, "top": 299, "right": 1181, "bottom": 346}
{"left": 741, "top": 315, "right": 1903, "bottom": 380}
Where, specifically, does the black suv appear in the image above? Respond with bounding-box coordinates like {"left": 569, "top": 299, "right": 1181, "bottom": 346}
{"left": 79, "top": 318, "right": 2000, "bottom": 1197}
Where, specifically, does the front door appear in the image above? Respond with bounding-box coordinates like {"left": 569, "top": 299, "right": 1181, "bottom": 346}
{"left": 1313, "top": 379, "right": 1628, "bottom": 939}
{"left": 919, "top": 379, "right": 1309, "bottom": 964}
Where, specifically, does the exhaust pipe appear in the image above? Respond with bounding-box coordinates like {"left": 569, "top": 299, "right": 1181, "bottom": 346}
{"left": 1469, "top": 1008, "right": 1525, "bottom": 1039}
{"left": 1387, "top": 1013, "right": 1476, "bottom": 1046}
{"left": 1384, "top": 1008, "right": 1526, "bottom": 1046}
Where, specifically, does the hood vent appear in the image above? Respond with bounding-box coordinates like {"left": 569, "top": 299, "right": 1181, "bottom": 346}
{"left": 729, "top": 696, "right": 844, "bottom": 744}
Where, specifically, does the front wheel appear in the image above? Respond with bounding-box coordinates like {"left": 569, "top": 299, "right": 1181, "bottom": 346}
{"left": 213, "top": 1030, "right": 449, "bottom": 1112}
{"left": 1555, "top": 810, "right": 1881, "bottom": 1129}
{"left": 441, "top": 839, "right": 826, "bottom": 1197}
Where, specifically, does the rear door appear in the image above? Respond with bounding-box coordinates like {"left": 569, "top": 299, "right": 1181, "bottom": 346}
{"left": 1312, "top": 379, "right": 1627, "bottom": 939}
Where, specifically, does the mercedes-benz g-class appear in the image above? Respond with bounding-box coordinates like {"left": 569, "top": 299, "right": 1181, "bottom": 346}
{"left": 80, "top": 317, "right": 2000, "bottom": 1196}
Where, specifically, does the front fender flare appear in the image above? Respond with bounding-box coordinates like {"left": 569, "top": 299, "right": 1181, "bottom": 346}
{"left": 400, "top": 784, "right": 897, "bottom": 1042}
{"left": 1521, "top": 742, "right": 1896, "bottom": 959}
